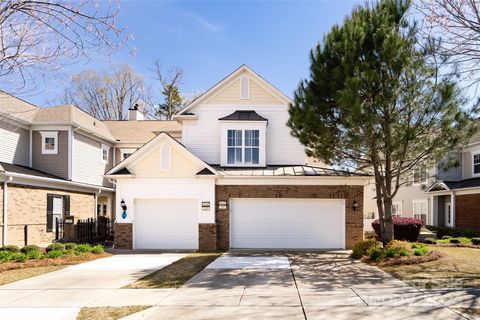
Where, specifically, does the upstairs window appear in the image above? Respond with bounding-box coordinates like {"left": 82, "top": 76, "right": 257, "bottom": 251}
{"left": 474, "top": 153, "right": 480, "bottom": 175}
{"left": 120, "top": 148, "right": 136, "bottom": 161}
{"left": 101, "top": 145, "right": 109, "bottom": 164}
{"left": 40, "top": 131, "right": 58, "bottom": 154}
{"left": 227, "top": 129, "right": 259, "bottom": 165}
{"left": 413, "top": 165, "right": 428, "bottom": 185}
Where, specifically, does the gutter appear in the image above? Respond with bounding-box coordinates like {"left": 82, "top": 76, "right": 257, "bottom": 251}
{"left": 2, "top": 172, "right": 115, "bottom": 192}
{"left": 2, "top": 176, "right": 12, "bottom": 246}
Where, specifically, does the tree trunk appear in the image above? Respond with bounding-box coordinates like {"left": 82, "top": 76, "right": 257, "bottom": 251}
{"left": 382, "top": 197, "right": 394, "bottom": 246}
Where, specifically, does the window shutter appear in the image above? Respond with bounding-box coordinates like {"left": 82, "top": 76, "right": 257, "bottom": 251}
{"left": 46, "top": 194, "right": 53, "bottom": 232}
{"left": 63, "top": 195, "right": 70, "bottom": 216}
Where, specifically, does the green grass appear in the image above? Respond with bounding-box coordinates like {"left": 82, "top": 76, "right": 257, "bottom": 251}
{"left": 124, "top": 252, "right": 222, "bottom": 289}
{"left": 76, "top": 306, "right": 150, "bottom": 320}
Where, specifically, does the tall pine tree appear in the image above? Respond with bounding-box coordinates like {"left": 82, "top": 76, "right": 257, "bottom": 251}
{"left": 288, "top": 0, "right": 477, "bottom": 245}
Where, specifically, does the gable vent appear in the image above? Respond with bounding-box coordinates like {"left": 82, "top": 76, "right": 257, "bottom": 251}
{"left": 240, "top": 76, "right": 250, "bottom": 99}
{"left": 160, "top": 144, "right": 171, "bottom": 171}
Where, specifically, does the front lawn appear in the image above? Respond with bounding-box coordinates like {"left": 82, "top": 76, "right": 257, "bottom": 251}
{"left": 76, "top": 306, "right": 150, "bottom": 320}
{"left": 124, "top": 252, "right": 222, "bottom": 289}
{"left": 379, "top": 246, "right": 480, "bottom": 288}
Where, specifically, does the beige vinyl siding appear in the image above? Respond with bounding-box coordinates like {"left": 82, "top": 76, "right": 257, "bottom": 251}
{"left": 463, "top": 150, "right": 473, "bottom": 179}
{"left": 183, "top": 105, "right": 306, "bottom": 165}
{"left": 0, "top": 120, "right": 29, "bottom": 166}
{"left": 72, "top": 132, "right": 113, "bottom": 187}
{"left": 206, "top": 71, "right": 284, "bottom": 105}
{"left": 32, "top": 131, "right": 68, "bottom": 179}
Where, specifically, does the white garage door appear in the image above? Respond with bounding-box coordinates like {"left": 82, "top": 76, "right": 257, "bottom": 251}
{"left": 230, "top": 198, "right": 345, "bottom": 249}
{"left": 134, "top": 199, "right": 198, "bottom": 249}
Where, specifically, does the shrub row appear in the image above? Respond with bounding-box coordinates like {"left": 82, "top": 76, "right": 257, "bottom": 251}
{"left": 426, "top": 225, "right": 480, "bottom": 239}
{"left": 372, "top": 217, "right": 423, "bottom": 242}
{"left": 0, "top": 243, "right": 104, "bottom": 263}
{"left": 352, "top": 239, "right": 429, "bottom": 261}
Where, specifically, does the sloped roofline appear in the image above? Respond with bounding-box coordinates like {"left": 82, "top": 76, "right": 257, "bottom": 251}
{"left": 105, "top": 132, "right": 218, "bottom": 176}
{"left": 175, "top": 65, "right": 292, "bottom": 116}
{"left": 425, "top": 181, "right": 450, "bottom": 193}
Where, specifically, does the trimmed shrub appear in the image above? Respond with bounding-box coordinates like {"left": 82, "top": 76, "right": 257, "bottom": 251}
{"left": 0, "top": 250, "right": 13, "bottom": 262}
{"left": 351, "top": 239, "right": 380, "bottom": 259}
{"left": 26, "top": 251, "right": 41, "bottom": 260}
{"left": 384, "top": 247, "right": 397, "bottom": 258}
{"left": 426, "top": 225, "right": 480, "bottom": 239}
{"left": 90, "top": 245, "right": 104, "bottom": 254}
{"left": 11, "top": 252, "right": 27, "bottom": 262}
{"left": 46, "top": 243, "right": 65, "bottom": 252}
{"left": 74, "top": 244, "right": 92, "bottom": 253}
{"left": 442, "top": 235, "right": 452, "bottom": 240}
{"left": 386, "top": 240, "right": 410, "bottom": 252}
{"left": 471, "top": 238, "right": 480, "bottom": 245}
{"left": 368, "top": 247, "right": 384, "bottom": 261}
{"left": 21, "top": 245, "right": 41, "bottom": 254}
{"left": 412, "top": 243, "right": 429, "bottom": 256}
{"left": 45, "top": 250, "right": 64, "bottom": 259}
{"left": 423, "top": 238, "right": 437, "bottom": 244}
{"left": 64, "top": 243, "right": 77, "bottom": 251}
{"left": 449, "top": 238, "right": 461, "bottom": 244}
{"left": 1, "top": 245, "right": 20, "bottom": 253}
{"left": 372, "top": 217, "right": 423, "bottom": 242}
{"left": 399, "top": 250, "right": 410, "bottom": 257}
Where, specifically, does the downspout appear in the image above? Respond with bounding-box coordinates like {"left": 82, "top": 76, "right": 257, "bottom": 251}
{"left": 3, "top": 177, "right": 12, "bottom": 246}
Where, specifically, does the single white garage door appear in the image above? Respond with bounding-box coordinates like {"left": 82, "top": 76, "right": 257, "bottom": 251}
{"left": 230, "top": 198, "right": 345, "bottom": 249}
{"left": 134, "top": 199, "right": 198, "bottom": 249}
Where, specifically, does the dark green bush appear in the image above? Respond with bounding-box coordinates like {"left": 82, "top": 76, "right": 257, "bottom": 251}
{"left": 426, "top": 226, "right": 480, "bottom": 239}
{"left": 424, "top": 238, "right": 437, "bottom": 244}
{"left": 45, "top": 250, "right": 64, "bottom": 259}
{"left": 384, "top": 247, "right": 397, "bottom": 258}
{"left": 471, "top": 238, "right": 480, "bottom": 245}
{"left": 46, "top": 243, "right": 65, "bottom": 252}
{"left": 11, "top": 252, "right": 27, "bottom": 262}
{"left": 1, "top": 245, "right": 20, "bottom": 252}
{"left": 0, "top": 251, "right": 13, "bottom": 262}
{"left": 449, "top": 238, "right": 461, "bottom": 244}
{"left": 74, "top": 244, "right": 92, "bottom": 253}
{"left": 21, "top": 245, "right": 41, "bottom": 254}
{"left": 351, "top": 239, "right": 379, "bottom": 259}
{"left": 399, "top": 250, "right": 410, "bottom": 257}
{"left": 90, "top": 245, "right": 104, "bottom": 254}
{"left": 26, "top": 251, "right": 41, "bottom": 260}
{"left": 64, "top": 243, "right": 77, "bottom": 250}
{"left": 367, "top": 247, "right": 384, "bottom": 261}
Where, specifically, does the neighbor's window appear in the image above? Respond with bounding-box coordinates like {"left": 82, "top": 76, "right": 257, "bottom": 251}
{"left": 391, "top": 202, "right": 402, "bottom": 217}
{"left": 227, "top": 129, "right": 260, "bottom": 165}
{"left": 474, "top": 153, "right": 480, "bottom": 175}
{"left": 413, "top": 200, "right": 428, "bottom": 225}
{"left": 40, "top": 131, "right": 58, "bottom": 154}
{"left": 413, "top": 165, "right": 428, "bottom": 184}
{"left": 101, "top": 145, "right": 109, "bottom": 163}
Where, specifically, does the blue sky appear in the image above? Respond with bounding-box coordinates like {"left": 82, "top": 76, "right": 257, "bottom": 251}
{"left": 24, "top": 0, "right": 364, "bottom": 106}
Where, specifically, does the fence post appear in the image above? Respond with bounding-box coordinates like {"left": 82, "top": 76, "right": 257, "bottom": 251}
{"left": 24, "top": 225, "right": 28, "bottom": 246}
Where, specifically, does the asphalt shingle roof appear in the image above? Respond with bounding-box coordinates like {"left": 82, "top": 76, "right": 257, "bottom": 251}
{"left": 218, "top": 110, "right": 267, "bottom": 122}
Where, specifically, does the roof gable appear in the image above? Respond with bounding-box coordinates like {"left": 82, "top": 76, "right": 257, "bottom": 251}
{"left": 177, "top": 65, "right": 291, "bottom": 115}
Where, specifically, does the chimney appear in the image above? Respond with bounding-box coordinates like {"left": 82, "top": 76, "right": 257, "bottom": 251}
{"left": 128, "top": 101, "right": 145, "bottom": 121}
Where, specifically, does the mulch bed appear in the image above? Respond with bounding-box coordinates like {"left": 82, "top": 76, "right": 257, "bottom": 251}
{"left": 0, "top": 252, "right": 111, "bottom": 273}
{"left": 364, "top": 250, "right": 445, "bottom": 267}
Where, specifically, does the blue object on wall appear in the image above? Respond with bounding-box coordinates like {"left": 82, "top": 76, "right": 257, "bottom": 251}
{"left": 122, "top": 211, "right": 127, "bottom": 219}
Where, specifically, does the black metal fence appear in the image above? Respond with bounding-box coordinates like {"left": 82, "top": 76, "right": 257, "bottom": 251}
{"left": 56, "top": 217, "right": 113, "bottom": 244}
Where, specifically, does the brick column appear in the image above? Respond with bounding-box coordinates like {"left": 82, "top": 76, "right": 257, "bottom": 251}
{"left": 199, "top": 223, "right": 217, "bottom": 250}
{"left": 114, "top": 223, "right": 132, "bottom": 249}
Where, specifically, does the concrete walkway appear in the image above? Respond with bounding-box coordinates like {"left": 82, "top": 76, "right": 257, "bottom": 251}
{"left": 0, "top": 253, "right": 186, "bottom": 319}
{"left": 123, "top": 251, "right": 480, "bottom": 320}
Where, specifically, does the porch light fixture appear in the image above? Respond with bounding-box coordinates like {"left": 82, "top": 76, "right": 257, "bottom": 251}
{"left": 202, "top": 201, "right": 211, "bottom": 211}
{"left": 352, "top": 200, "right": 358, "bottom": 211}
{"left": 120, "top": 199, "right": 127, "bottom": 211}
{"left": 218, "top": 200, "right": 228, "bottom": 210}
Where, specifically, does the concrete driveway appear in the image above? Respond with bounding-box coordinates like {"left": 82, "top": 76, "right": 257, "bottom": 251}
{"left": 0, "top": 253, "right": 186, "bottom": 320}
{"left": 125, "top": 251, "right": 479, "bottom": 320}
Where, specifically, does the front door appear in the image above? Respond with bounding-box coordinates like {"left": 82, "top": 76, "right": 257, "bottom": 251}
{"left": 445, "top": 202, "right": 453, "bottom": 227}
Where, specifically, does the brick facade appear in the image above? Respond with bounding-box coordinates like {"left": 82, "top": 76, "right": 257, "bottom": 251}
{"left": 215, "top": 185, "right": 364, "bottom": 250}
{"left": 455, "top": 194, "right": 480, "bottom": 230}
{"left": 199, "top": 223, "right": 217, "bottom": 251}
{"left": 0, "top": 184, "right": 95, "bottom": 247}
{"left": 114, "top": 223, "right": 133, "bottom": 249}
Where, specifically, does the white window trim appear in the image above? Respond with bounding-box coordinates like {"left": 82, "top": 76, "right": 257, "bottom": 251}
{"left": 220, "top": 122, "right": 266, "bottom": 167}
{"left": 120, "top": 148, "right": 136, "bottom": 161}
{"left": 160, "top": 143, "right": 172, "bottom": 172}
{"left": 240, "top": 76, "right": 250, "bottom": 99}
{"left": 101, "top": 144, "right": 109, "bottom": 164}
{"left": 391, "top": 201, "right": 402, "bottom": 217}
{"left": 40, "top": 131, "right": 58, "bottom": 155}
{"left": 472, "top": 152, "right": 480, "bottom": 178}
{"left": 412, "top": 199, "right": 428, "bottom": 224}
{"left": 412, "top": 165, "right": 429, "bottom": 185}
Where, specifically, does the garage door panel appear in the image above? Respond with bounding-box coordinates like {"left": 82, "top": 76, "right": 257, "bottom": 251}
{"left": 230, "top": 198, "right": 345, "bottom": 249}
{"left": 135, "top": 199, "right": 198, "bottom": 249}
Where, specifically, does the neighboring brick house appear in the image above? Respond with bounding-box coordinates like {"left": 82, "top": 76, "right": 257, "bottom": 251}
{"left": 106, "top": 65, "right": 369, "bottom": 251}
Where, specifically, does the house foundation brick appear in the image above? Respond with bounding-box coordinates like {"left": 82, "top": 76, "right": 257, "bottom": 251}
{"left": 199, "top": 223, "right": 217, "bottom": 251}
{"left": 114, "top": 223, "right": 133, "bottom": 249}
{"left": 455, "top": 194, "right": 480, "bottom": 230}
{"left": 215, "top": 185, "right": 364, "bottom": 250}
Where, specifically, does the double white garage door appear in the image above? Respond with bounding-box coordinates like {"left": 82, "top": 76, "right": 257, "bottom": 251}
{"left": 134, "top": 198, "right": 345, "bottom": 250}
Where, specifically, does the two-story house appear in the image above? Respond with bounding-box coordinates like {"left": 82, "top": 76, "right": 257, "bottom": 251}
{"left": 0, "top": 93, "right": 180, "bottom": 246}
{"left": 106, "top": 65, "right": 369, "bottom": 251}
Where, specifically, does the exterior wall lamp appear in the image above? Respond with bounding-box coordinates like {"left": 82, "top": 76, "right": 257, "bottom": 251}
{"left": 352, "top": 200, "right": 358, "bottom": 211}
{"left": 120, "top": 199, "right": 128, "bottom": 219}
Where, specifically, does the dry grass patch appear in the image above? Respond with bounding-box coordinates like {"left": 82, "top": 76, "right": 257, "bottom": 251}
{"left": 76, "top": 306, "right": 150, "bottom": 320}
{"left": 0, "top": 252, "right": 111, "bottom": 286}
{"left": 379, "top": 246, "right": 480, "bottom": 288}
{"left": 453, "top": 308, "right": 480, "bottom": 317}
{"left": 125, "top": 252, "right": 222, "bottom": 289}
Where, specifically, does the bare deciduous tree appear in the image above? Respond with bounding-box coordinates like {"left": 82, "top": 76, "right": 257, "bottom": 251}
{"left": 151, "top": 60, "right": 187, "bottom": 120}
{"left": 0, "top": 0, "right": 125, "bottom": 92}
{"left": 62, "top": 64, "right": 150, "bottom": 120}
{"left": 417, "top": 0, "right": 480, "bottom": 87}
